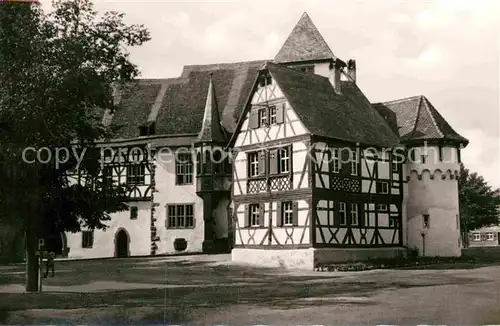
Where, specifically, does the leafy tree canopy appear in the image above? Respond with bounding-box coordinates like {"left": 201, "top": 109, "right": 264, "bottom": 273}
{"left": 459, "top": 163, "right": 500, "bottom": 232}
{"left": 0, "top": 0, "right": 150, "bottom": 290}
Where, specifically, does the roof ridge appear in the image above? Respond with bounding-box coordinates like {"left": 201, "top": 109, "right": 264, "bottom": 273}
{"left": 372, "top": 95, "right": 424, "bottom": 106}
{"left": 408, "top": 96, "right": 424, "bottom": 139}
{"left": 267, "top": 61, "right": 331, "bottom": 81}
{"left": 421, "top": 97, "right": 444, "bottom": 138}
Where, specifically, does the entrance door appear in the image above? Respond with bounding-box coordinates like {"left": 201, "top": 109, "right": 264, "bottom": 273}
{"left": 115, "top": 229, "right": 129, "bottom": 258}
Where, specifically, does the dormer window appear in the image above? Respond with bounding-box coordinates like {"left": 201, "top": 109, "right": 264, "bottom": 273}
{"left": 139, "top": 122, "right": 155, "bottom": 136}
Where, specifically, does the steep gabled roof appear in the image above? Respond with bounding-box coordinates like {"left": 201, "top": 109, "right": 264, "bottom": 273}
{"left": 106, "top": 60, "right": 265, "bottom": 140}
{"left": 266, "top": 62, "right": 400, "bottom": 147}
{"left": 372, "top": 96, "right": 469, "bottom": 145}
{"left": 274, "top": 12, "right": 337, "bottom": 64}
{"left": 197, "top": 74, "right": 226, "bottom": 143}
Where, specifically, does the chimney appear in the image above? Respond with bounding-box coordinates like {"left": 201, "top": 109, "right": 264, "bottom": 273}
{"left": 329, "top": 58, "right": 342, "bottom": 95}
{"left": 347, "top": 59, "right": 356, "bottom": 83}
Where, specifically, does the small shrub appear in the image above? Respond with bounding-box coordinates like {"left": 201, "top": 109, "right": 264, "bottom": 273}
{"left": 408, "top": 247, "right": 420, "bottom": 258}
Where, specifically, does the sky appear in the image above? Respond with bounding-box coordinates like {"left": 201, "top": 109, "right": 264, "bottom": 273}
{"left": 42, "top": 0, "right": 500, "bottom": 188}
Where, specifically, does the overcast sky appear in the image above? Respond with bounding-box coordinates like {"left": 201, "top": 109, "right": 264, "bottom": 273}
{"left": 43, "top": 0, "right": 500, "bottom": 188}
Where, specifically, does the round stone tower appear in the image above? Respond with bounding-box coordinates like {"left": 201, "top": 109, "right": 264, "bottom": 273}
{"left": 405, "top": 143, "right": 462, "bottom": 257}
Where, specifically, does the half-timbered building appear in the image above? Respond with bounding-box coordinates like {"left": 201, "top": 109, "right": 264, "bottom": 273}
{"left": 62, "top": 12, "right": 468, "bottom": 268}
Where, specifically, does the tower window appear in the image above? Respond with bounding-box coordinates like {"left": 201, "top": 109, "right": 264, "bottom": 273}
{"left": 423, "top": 214, "right": 430, "bottom": 228}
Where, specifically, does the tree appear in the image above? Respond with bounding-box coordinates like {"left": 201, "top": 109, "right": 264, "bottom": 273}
{"left": 0, "top": 0, "right": 150, "bottom": 291}
{"left": 458, "top": 163, "right": 500, "bottom": 245}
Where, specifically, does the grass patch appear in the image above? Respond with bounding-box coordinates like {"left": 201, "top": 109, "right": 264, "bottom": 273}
{"left": 314, "top": 255, "right": 500, "bottom": 272}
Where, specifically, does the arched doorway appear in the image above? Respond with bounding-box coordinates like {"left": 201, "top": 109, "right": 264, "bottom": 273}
{"left": 115, "top": 229, "right": 130, "bottom": 258}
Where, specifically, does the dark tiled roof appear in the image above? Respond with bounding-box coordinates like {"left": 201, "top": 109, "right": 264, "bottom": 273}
{"left": 372, "top": 96, "right": 468, "bottom": 145}
{"left": 274, "top": 12, "right": 337, "bottom": 64}
{"left": 107, "top": 61, "right": 266, "bottom": 140}
{"left": 266, "top": 62, "right": 400, "bottom": 147}
{"left": 112, "top": 83, "right": 161, "bottom": 139}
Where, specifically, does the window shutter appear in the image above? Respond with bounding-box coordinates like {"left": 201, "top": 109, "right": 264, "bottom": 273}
{"left": 244, "top": 205, "right": 249, "bottom": 228}
{"left": 277, "top": 202, "right": 283, "bottom": 227}
{"left": 269, "top": 149, "right": 278, "bottom": 175}
{"left": 259, "top": 204, "right": 265, "bottom": 227}
{"left": 258, "top": 150, "right": 267, "bottom": 176}
{"left": 292, "top": 201, "right": 299, "bottom": 226}
{"left": 276, "top": 103, "right": 285, "bottom": 124}
{"left": 249, "top": 109, "right": 258, "bottom": 129}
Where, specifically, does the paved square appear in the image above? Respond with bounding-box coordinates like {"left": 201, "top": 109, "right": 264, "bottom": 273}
{"left": 1, "top": 255, "right": 500, "bottom": 324}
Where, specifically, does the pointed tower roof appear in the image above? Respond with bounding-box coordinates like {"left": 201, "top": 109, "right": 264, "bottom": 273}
{"left": 274, "top": 12, "right": 338, "bottom": 63}
{"left": 197, "top": 74, "right": 226, "bottom": 144}
{"left": 372, "top": 95, "right": 469, "bottom": 146}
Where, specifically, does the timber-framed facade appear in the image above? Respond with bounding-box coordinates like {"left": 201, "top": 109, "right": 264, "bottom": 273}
{"left": 59, "top": 12, "right": 468, "bottom": 269}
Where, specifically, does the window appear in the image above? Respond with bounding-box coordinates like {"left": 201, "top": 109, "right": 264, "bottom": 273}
{"left": 350, "top": 203, "right": 358, "bottom": 226}
{"left": 258, "top": 108, "right": 268, "bottom": 127}
{"left": 166, "top": 204, "right": 194, "bottom": 228}
{"left": 339, "top": 202, "right": 346, "bottom": 226}
{"left": 350, "top": 150, "right": 358, "bottom": 175}
{"left": 423, "top": 214, "right": 430, "bottom": 228}
{"left": 249, "top": 204, "right": 260, "bottom": 227}
{"left": 82, "top": 231, "right": 94, "bottom": 248}
{"left": 332, "top": 149, "right": 340, "bottom": 173}
{"left": 392, "top": 162, "right": 399, "bottom": 173}
{"left": 282, "top": 201, "right": 294, "bottom": 226}
{"left": 278, "top": 147, "right": 290, "bottom": 173}
{"left": 102, "top": 166, "right": 113, "bottom": 186}
{"left": 248, "top": 152, "right": 259, "bottom": 177}
{"left": 421, "top": 154, "right": 427, "bottom": 164}
{"left": 130, "top": 206, "right": 138, "bottom": 220}
{"left": 377, "top": 204, "right": 388, "bottom": 212}
{"left": 389, "top": 217, "right": 397, "bottom": 228}
{"left": 473, "top": 233, "right": 481, "bottom": 241}
{"left": 176, "top": 153, "right": 193, "bottom": 185}
{"left": 487, "top": 232, "right": 494, "bottom": 241}
{"left": 126, "top": 164, "right": 145, "bottom": 185}
{"left": 269, "top": 106, "right": 277, "bottom": 125}
{"left": 376, "top": 181, "right": 389, "bottom": 194}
